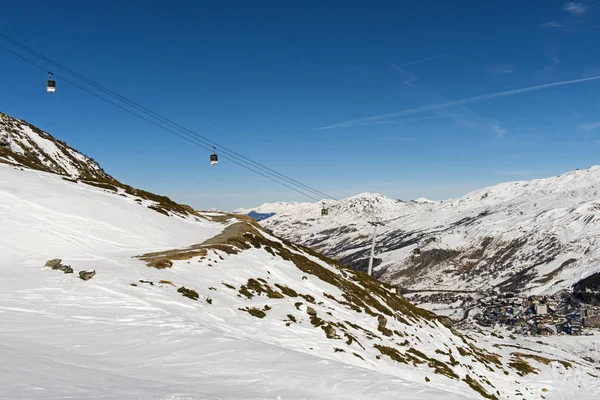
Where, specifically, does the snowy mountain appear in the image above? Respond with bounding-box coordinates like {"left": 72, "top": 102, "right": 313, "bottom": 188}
{"left": 253, "top": 169, "right": 600, "bottom": 296}
{"left": 235, "top": 200, "right": 310, "bottom": 215}
{"left": 2, "top": 112, "right": 599, "bottom": 399}
{"left": 0, "top": 111, "right": 198, "bottom": 218}
{"left": 0, "top": 112, "right": 108, "bottom": 180}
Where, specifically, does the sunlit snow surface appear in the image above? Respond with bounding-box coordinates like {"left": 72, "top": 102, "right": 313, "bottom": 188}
{"left": 0, "top": 165, "right": 465, "bottom": 399}
{"left": 1, "top": 165, "right": 599, "bottom": 399}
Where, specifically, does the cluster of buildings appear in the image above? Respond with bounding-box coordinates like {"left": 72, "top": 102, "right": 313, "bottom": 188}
{"left": 473, "top": 291, "right": 600, "bottom": 335}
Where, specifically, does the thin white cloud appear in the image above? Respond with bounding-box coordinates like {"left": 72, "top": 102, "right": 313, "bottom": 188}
{"left": 317, "top": 75, "right": 600, "bottom": 130}
{"left": 564, "top": 2, "right": 587, "bottom": 15}
{"left": 437, "top": 110, "right": 508, "bottom": 137}
{"left": 577, "top": 122, "right": 600, "bottom": 132}
{"left": 491, "top": 124, "right": 508, "bottom": 138}
{"left": 389, "top": 63, "right": 419, "bottom": 86}
{"left": 486, "top": 66, "right": 516, "bottom": 75}
{"left": 541, "top": 21, "right": 566, "bottom": 28}
{"left": 317, "top": 115, "right": 447, "bottom": 131}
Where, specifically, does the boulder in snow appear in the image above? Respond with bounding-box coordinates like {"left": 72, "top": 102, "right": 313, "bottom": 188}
{"left": 79, "top": 270, "right": 96, "bottom": 281}
{"left": 44, "top": 259, "right": 73, "bottom": 274}
{"left": 55, "top": 264, "right": 73, "bottom": 274}
{"left": 44, "top": 259, "right": 62, "bottom": 269}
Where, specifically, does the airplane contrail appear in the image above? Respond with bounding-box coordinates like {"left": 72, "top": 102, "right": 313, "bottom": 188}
{"left": 401, "top": 49, "right": 465, "bottom": 67}
{"left": 318, "top": 75, "right": 600, "bottom": 130}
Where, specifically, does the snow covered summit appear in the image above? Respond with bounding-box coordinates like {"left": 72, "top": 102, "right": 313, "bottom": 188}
{"left": 257, "top": 167, "right": 600, "bottom": 296}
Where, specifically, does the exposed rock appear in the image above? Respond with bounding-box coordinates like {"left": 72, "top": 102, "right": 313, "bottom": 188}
{"left": 79, "top": 270, "right": 96, "bottom": 281}
{"left": 377, "top": 314, "right": 393, "bottom": 336}
{"left": 306, "top": 306, "right": 317, "bottom": 316}
{"left": 322, "top": 324, "right": 338, "bottom": 339}
{"left": 55, "top": 264, "right": 73, "bottom": 274}
{"left": 44, "top": 259, "right": 62, "bottom": 269}
{"left": 44, "top": 259, "right": 73, "bottom": 274}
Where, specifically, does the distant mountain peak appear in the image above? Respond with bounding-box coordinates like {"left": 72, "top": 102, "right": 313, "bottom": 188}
{"left": 413, "top": 197, "right": 436, "bottom": 204}
{"left": 253, "top": 166, "right": 600, "bottom": 296}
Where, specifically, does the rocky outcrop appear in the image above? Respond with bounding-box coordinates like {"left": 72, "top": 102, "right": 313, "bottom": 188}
{"left": 79, "top": 270, "right": 96, "bottom": 281}
{"left": 44, "top": 259, "right": 62, "bottom": 269}
{"left": 44, "top": 259, "right": 73, "bottom": 274}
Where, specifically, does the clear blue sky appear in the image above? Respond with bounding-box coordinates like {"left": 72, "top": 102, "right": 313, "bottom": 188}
{"left": 2, "top": 1, "right": 600, "bottom": 210}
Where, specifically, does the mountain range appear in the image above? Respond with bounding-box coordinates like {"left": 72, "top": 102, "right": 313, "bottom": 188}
{"left": 245, "top": 171, "right": 600, "bottom": 297}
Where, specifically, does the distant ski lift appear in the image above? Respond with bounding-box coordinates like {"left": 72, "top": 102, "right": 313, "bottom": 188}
{"left": 321, "top": 203, "right": 329, "bottom": 216}
{"left": 210, "top": 146, "right": 218, "bottom": 165}
{"left": 46, "top": 72, "right": 56, "bottom": 93}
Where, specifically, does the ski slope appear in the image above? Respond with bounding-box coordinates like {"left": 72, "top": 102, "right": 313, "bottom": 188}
{"left": 0, "top": 164, "right": 456, "bottom": 399}
{"left": 2, "top": 164, "right": 599, "bottom": 399}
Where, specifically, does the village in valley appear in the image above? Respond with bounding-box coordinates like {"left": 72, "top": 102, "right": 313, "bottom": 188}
{"left": 406, "top": 289, "right": 600, "bottom": 336}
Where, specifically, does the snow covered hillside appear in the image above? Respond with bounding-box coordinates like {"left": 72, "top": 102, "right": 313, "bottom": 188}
{"left": 252, "top": 170, "right": 600, "bottom": 296}
{"left": 1, "top": 112, "right": 599, "bottom": 399}
{"left": 3, "top": 166, "right": 600, "bottom": 399}
{"left": 0, "top": 112, "right": 107, "bottom": 180}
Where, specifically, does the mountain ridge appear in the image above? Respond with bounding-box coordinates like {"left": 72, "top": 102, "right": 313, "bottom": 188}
{"left": 252, "top": 166, "right": 600, "bottom": 296}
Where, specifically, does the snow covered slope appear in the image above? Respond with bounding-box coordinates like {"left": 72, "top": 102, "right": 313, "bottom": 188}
{"left": 0, "top": 111, "right": 201, "bottom": 219}
{"left": 3, "top": 163, "right": 599, "bottom": 399}
{"left": 255, "top": 168, "right": 600, "bottom": 295}
{"left": 0, "top": 112, "right": 107, "bottom": 180}
{"left": 235, "top": 200, "right": 311, "bottom": 215}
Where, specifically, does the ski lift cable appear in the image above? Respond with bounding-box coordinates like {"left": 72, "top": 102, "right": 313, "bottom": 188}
{"left": 0, "top": 44, "right": 324, "bottom": 202}
{"left": 0, "top": 33, "right": 333, "bottom": 201}
{"left": 0, "top": 32, "right": 337, "bottom": 202}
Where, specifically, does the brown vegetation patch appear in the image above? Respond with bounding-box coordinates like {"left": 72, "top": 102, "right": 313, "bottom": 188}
{"left": 145, "top": 258, "right": 173, "bottom": 269}
{"left": 239, "top": 307, "right": 266, "bottom": 318}
{"left": 512, "top": 352, "right": 572, "bottom": 370}
{"left": 374, "top": 344, "right": 409, "bottom": 364}
{"left": 463, "top": 375, "right": 498, "bottom": 400}
{"left": 177, "top": 286, "right": 199, "bottom": 301}
{"left": 274, "top": 283, "right": 298, "bottom": 297}
{"left": 508, "top": 354, "right": 538, "bottom": 376}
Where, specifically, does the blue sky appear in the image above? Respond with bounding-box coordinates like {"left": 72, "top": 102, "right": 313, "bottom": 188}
{"left": 2, "top": 1, "right": 600, "bottom": 210}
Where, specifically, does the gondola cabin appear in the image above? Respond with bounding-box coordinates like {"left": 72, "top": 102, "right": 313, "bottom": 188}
{"left": 46, "top": 73, "right": 56, "bottom": 93}
{"left": 210, "top": 147, "right": 218, "bottom": 165}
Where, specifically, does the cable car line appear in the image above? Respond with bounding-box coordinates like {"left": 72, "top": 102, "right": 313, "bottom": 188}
{"left": 0, "top": 32, "right": 337, "bottom": 202}
{"left": 0, "top": 43, "right": 324, "bottom": 202}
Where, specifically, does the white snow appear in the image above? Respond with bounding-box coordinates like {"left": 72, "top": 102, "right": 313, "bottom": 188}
{"left": 414, "top": 197, "right": 436, "bottom": 204}
{"left": 0, "top": 164, "right": 465, "bottom": 399}
{"left": 1, "top": 163, "right": 599, "bottom": 399}
{"left": 258, "top": 167, "right": 600, "bottom": 295}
